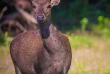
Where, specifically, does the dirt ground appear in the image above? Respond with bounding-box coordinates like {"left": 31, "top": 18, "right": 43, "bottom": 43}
{"left": 69, "top": 49, "right": 110, "bottom": 73}
{"left": 0, "top": 54, "right": 15, "bottom": 74}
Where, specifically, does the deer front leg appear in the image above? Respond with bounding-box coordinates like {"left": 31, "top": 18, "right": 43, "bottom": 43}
{"left": 14, "top": 64, "right": 21, "bottom": 74}
{"left": 63, "top": 51, "right": 72, "bottom": 74}
{"left": 46, "top": 62, "right": 63, "bottom": 74}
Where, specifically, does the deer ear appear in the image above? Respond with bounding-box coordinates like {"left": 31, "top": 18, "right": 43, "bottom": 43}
{"left": 51, "top": 0, "right": 60, "bottom": 6}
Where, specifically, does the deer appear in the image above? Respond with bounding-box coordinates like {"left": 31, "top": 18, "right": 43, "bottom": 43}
{"left": 10, "top": 0, "right": 72, "bottom": 74}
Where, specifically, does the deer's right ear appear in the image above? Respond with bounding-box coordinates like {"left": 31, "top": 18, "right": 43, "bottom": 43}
{"left": 51, "top": 0, "right": 60, "bottom": 6}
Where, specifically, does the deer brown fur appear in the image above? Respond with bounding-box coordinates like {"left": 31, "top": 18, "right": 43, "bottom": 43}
{"left": 10, "top": 0, "right": 72, "bottom": 74}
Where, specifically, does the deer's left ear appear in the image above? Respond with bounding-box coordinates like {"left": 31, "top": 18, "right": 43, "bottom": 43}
{"left": 51, "top": 0, "right": 60, "bottom": 6}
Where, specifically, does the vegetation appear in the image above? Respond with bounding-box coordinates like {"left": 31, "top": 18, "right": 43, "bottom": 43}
{"left": 0, "top": 32, "right": 12, "bottom": 56}
{"left": 52, "top": 0, "right": 110, "bottom": 32}
{"left": 68, "top": 33, "right": 110, "bottom": 74}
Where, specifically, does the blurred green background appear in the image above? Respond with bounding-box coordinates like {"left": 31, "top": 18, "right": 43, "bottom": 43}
{"left": 0, "top": 0, "right": 110, "bottom": 74}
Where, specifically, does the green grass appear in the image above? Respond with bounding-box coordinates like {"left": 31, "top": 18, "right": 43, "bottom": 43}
{"left": 0, "top": 36, "right": 12, "bottom": 56}
{"left": 67, "top": 33, "right": 94, "bottom": 50}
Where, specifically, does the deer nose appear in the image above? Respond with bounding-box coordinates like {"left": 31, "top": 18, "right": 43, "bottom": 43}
{"left": 37, "top": 14, "right": 44, "bottom": 21}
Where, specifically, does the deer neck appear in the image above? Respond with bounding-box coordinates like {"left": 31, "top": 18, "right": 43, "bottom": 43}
{"left": 38, "top": 19, "right": 56, "bottom": 39}
{"left": 38, "top": 19, "right": 63, "bottom": 56}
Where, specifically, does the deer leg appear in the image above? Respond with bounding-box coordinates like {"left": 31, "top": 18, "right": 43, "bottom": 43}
{"left": 46, "top": 63, "right": 63, "bottom": 74}
{"left": 20, "top": 70, "right": 36, "bottom": 74}
{"left": 63, "top": 53, "right": 72, "bottom": 74}
{"left": 14, "top": 64, "right": 21, "bottom": 74}
{"left": 14, "top": 63, "right": 36, "bottom": 74}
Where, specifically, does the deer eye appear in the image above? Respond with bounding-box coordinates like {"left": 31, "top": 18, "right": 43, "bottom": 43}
{"left": 47, "top": 5, "right": 52, "bottom": 8}
{"left": 32, "top": 5, "right": 36, "bottom": 8}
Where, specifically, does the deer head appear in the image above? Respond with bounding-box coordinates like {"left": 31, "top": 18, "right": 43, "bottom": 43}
{"left": 31, "top": 0, "right": 60, "bottom": 23}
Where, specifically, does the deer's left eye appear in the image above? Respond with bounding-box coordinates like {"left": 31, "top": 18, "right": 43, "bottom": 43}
{"left": 33, "top": 5, "right": 36, "bottom": 8}
{"left": 47, "top": 5, "right": 52, "bottom": 8}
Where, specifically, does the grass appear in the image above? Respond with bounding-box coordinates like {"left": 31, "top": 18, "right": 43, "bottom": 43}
{"left": 67, "top": 33, "right": 94, "bottom": 50}
{"left": 0, "top": 36, "right": 12, "bottom": 56}
{"left": 67, "top": 33, "right": 110, "bottom": 74}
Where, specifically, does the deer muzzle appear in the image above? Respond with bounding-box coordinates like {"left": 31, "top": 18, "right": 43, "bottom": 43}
{"left": 36, "top": 14, "right": 45, "bottom": 21}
